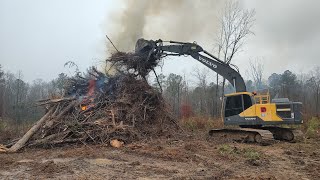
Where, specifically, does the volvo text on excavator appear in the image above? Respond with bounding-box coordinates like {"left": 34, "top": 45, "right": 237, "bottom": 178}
{"left": 135, "top": 39, "right": 303, "bottom": 143}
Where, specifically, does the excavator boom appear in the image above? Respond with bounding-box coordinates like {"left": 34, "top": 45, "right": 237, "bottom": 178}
{"left": 135, "top": 39, "right": 246, "bottom": 92}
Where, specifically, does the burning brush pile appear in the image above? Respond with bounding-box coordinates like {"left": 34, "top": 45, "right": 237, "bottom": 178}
{"left": 2, "top": 52, "right": 178, "bottom": 152}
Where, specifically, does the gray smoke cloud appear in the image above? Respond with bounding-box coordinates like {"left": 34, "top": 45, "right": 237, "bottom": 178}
{"left": 255, "top": 0, "right": 320, "bottom": 45}
{"left": 108, "top": 0, "right": 223, "bottom": 52}
{"left": 246, "top": 0, "right": 320, "bottom": 73}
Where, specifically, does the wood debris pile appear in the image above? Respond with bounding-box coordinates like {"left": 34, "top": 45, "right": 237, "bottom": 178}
{"left": 4, "top": 52, "right": 178, "bottom": 152}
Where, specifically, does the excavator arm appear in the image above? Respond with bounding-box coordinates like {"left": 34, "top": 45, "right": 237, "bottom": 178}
{"left": 135, "top": 39, "right": 246, "bottom": 92}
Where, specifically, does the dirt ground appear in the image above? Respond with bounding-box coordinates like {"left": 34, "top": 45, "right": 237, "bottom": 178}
{"left": 0, "top": 132, "right": 319, "bottom": 180}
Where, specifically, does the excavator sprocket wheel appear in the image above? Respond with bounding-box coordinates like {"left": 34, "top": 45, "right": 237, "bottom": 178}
{"left": 264, "top": 127, "right": 295, "bottom": 141}
{"left": 282, "top": 130, "right": 294, "bottom": 141}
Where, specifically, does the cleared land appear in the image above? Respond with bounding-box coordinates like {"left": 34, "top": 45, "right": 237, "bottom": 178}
{"left": 0, "top": 132, "right": 319, "bottom": 180}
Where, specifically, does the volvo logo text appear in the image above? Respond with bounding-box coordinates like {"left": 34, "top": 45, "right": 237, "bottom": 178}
{"left": 199, "top": 56, "right": 217, "bottom": 68}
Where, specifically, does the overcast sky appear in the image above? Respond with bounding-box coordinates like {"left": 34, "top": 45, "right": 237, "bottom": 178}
{"left": 1, "top": 0, "right": 319, "bottom": 83}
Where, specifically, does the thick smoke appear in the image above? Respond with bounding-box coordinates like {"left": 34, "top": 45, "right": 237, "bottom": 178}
{"left": 108, "top": 0, "right": 223, "bottom": 52}
{"left": 255, "top": 0, "right": 320, "bottom": 47}
{"left": 245, "top": 0, "right": 320, "bottom": 73}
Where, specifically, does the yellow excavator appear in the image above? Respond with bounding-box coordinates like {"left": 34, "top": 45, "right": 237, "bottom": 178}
{"left": 135, "top": 39, "right": 303, "bottom": 143}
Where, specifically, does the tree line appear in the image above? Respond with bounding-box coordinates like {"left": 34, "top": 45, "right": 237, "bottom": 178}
{"left": 0, "top": 64, "right": 319, "bottom": 123}
{"left": 153, "top": 66, "right": 320, "bottom": 119}
{"left": 0, "top": 65, "right": 68, "bottom": 123}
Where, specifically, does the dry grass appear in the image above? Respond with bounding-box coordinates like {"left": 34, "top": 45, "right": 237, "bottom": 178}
{"left": 305, "top": 117, "right": 320, "bottom": 138}
{"left": 218, "top": 144, "right": 261, "bottom": 160}
{"left": 180, "top": 116, "right": 223, "bottom": 132}
{"left": 0, "top": 118, "right": 33, "bottom": 144}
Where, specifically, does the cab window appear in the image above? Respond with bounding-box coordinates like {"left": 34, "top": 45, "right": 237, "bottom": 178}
{"left": 243, "top": 94, "right": 253, "bottom": 110}
{"left": 225, "top": 94, "right": 253, "bottom": 117}
{"left": 225, "top": 95, "right": 243, "bottom": 117}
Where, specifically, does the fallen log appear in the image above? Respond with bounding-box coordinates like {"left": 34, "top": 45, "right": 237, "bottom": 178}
{"left": 54, "top": 101, "right": 77, "bottom": 120}
{"left": 8, "top": 107, "right": 55, "bottom": 152}
{"left": 27, "top": 131, "right": 70, "bottom": 147}
{"left": 4, "top": 138, "right": 20, "bottom": 148}
{"left": 49, "top": 138, "right": 86, "bottom": 145}
{"left": 37, "top": 97, "right": 76, "bottom": 106}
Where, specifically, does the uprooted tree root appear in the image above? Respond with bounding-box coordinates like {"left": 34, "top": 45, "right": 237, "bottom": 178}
{"left": 3, "top": 52, "right": 179, "bottom": 152}
{"left": 107, "top": 51, "right": 160, "bottom": 77}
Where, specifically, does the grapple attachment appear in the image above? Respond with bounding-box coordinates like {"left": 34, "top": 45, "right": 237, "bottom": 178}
{"left": 135, "top": 38, "right": 157, "bottom": 54}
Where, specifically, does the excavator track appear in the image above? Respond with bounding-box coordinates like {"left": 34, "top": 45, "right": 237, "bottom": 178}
{"left": 208, "top": 127, "right": 303, "bottom": 143}
{"left": 208, "top": 128, "right": 266, "bottom": 143}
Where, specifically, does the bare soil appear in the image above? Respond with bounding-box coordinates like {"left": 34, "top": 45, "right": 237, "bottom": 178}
{"left": 0, "top": 132, "right": 319, "bottom": 180}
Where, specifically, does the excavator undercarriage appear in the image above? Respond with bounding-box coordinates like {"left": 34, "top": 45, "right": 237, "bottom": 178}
{"left": 209, "top": 127, "right": 303, "bottom": 143}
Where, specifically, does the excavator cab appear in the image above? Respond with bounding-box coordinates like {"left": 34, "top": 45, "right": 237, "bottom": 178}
{"left": 224, "top": 91, "right": 269, "bottom": 119}
{"left": 223, "top": 91, "right": 303, "bottom": 127}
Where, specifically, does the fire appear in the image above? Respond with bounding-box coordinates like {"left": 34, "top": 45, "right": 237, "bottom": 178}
{"left": 81, "top": 106, "right": 87, "bottom": 111}
{"left": 80, "top": 97, "right": 95, "bottom": 112}
{"left": 80, "top": 102, "right": 95, "bottom": 112}
{"left": 80, "top": 79, "right": 97, "bottom": 112}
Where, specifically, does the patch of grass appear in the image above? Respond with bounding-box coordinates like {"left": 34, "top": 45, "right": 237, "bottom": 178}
{"left": 306, "top": 117, "right": 320, "bottom": 138}
{"left": 0, "top": 120, "right": 8, "bottom": 132}
{"left": 219, "top": 144, "right": 235, "bottom": 155}
{"left": 0, "top": 118, "right": 33, "bottom": 144}
{"left": 243, "top": 148, "right": 260, "bottom": 160}
{"left": 218, "top": 144, "right": 261, "bottom": 160}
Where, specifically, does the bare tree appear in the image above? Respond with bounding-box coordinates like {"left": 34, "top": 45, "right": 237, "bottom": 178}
{"left": 0, "top": 65, "right": 4, "bottom": 119}
{"left": 248, "top": 58, "right": 264, "bottom": 90}
{"left": 214, "top": 45, "right": 222, "bottom": 116}
{"left": 192, "top": 68, "right": 209, "bottom": 115}
{"left": 215, "top": 0, "right": 255, "bottom": 95}
{"left": 165, "top": 73, "right": 184, "bottom": 117}
{"left": 314, "top": 67, "right": 320, "bottom": 115}
{"left": 307, "top": 67, "right": 320, "bottom": 115}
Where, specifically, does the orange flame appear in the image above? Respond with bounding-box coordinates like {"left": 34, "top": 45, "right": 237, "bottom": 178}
{"left": 81, "top": 106, "right": 87, "bottom": 111}
{"left": 80, "top": 79, "right": 97, "bottom": 112}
